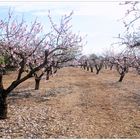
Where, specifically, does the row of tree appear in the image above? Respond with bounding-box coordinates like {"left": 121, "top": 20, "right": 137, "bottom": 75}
{"left": 1, "top": 2, "right": 140, "bottom": 120}
{"left": 79, "top": 1, "right": 140, "bottom": 83}
{"left": 79, "top": 51, "right": 140, "bottom": 82}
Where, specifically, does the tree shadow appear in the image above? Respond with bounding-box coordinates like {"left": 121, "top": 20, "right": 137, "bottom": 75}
{"left": 8, "top": 88, "right": 35, "bottom": 99}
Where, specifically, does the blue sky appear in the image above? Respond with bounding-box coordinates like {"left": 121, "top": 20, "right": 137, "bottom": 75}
{"left": 0, "top": 0, "right": 130, "bottom": 55}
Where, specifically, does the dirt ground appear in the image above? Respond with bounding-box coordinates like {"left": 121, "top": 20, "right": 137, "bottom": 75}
{"left": 1, "top": 67, "right": 140, "bottom": 138}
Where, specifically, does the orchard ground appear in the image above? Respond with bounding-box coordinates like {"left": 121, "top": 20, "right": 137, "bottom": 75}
{"left": 1, "top": 67, "right": 140, "bottom": 138}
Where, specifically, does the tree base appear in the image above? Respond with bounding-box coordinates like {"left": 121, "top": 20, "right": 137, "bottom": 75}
{"left": 0, "top": 104, "right": 7, "bottom": 120}
{"left": 0, "top": 92, "right": 7, "bottom": 120}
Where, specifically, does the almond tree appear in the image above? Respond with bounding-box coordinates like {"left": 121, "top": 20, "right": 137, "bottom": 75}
{"left": 109, "top": 2, "right": 140, "bottom": 82}
{"left": 88, "top": 54, "right": 97, "bottom": 73}
{"left": 114, "top": 56, "right": 129, "bottom": 82}
{"left": 0, "top": 10, "right": 83, "bottom": 119}
{"left": 116, "top": 1, "right": 140, "bottom": 64}
{"left": 32, "top": 11, "right": 83, "bottom": 90}
{"left": 102, "top": 49, "right": 116, "bottom": 70}
{"left": 78, "top": 55, "right": 88, "bottom": 70}
{"left": 88, "top": 54, "right": 104, "bottom": 74}
{"left": 0, "top": 10, "right": 52, "bottom": 119}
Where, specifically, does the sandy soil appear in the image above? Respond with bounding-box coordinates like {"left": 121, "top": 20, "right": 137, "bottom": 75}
{"left": 0, "top": 67, "right": 140, "bottom": 138}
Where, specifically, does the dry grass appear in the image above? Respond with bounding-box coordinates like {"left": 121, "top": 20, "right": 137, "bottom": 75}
{"left": 1, "top": 67, "right": 140, "bottom": 138}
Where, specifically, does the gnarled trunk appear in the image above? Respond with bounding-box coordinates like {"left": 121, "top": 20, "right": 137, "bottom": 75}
{"left": 90, "top": 67, "right": 93, "bottom": 72}
{"left": 118, "top": 73, "right": 125, "bottom": 82}
{"left": 96, "top": 70, "right": 100, "bottom": 74}
{"left": 95, "top": 65, "right": 101, "bottom": 74}
{"left": 35, "top": 78, "right": 41, "bottom": 90}
{"left": 110, "top": 64, "right": 113, "bottom": 70}
{"left": 46, "top": 70, "right": 50, "bottom": 80}
{"left": 54, "top": 68, "right": 57, "bottom": 74}
{"left": 0, "top": 73, "right": 7, "bottom": 119}
{"left": 0, "top": 89, "right": 7, "bottom": 119}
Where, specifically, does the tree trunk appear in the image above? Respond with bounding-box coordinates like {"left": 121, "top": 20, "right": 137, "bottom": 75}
{"left": 118, "top": 73, "right": 125, "bottom": 82}
{"left": 35, "top": 78, "right": 41, "bottom": 90}
{"left": 46, "top": 70, "right": 50, "bottom": 80}
{"left": 96, "top": 70, "right": 100, "bottom": 74}
{"left": 95, "top": 65, "right": 100, "bottom": 74}
{"left": 110, "top": 65, "right": 113, "bottom": 70}
{"left": 90, "top": 67, "right": 93, "bottom": 72}
{"left": 54, "top": 68, "right": 57, "bottom": 74}
{"left": 0, "top": 89, "right": 7, "bottom": 119}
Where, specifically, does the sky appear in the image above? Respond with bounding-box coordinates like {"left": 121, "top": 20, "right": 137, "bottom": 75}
{"left": 0, "top": 0, "right": 131, "bottom": 55}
